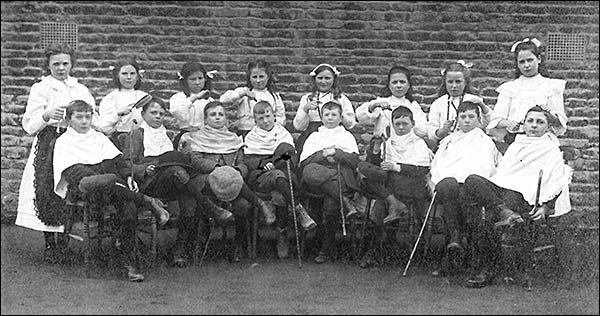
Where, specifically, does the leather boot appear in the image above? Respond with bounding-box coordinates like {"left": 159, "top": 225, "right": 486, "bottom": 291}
{"left": 173, "top": 217, "right": 193, "bottom": 268}
{"left": 43, "top": 232, "right": 58, "bottom": 264}
{"left": 125, "top": 265, "right": 144, "bottom": 282}
{"left": 342, "top": 196, "right": 360, "bottom": 220}
{"left": 494, "top": 204, "right": 524, "bottom": 228}
{"left": 257, "top": 197, "right": 276, "bottom": 225}
{"left": 447, "top": 229, "right": 463, "bottom": 251}
{"left": 205, "top": 198, "right": 234, "bottom": 223}
{"left": 276, "top": 227, "right": 290, "bottom": 259}
{"left": 383, "top": 195, "right": 408, "bottom": 225}
{"left": 294, "top": 203, "right": 316, "bottom": 231}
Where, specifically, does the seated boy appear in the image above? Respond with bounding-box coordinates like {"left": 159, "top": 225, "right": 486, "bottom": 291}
{"left": 179, "top": 101, "right": 274, "bottom": 262}
{"left": 244, "top": 101, "right": 316, "bottom": 259}
{"left": 120, "top": 96, "right": 233, "bottom": 268}
{"left": 463, "top": 105, "right": 571, "bottom": 288}
{"left": 53, "top": 100, "right": 170, "bottom": 282}
{"left": 299, "top": 101, "right": 361, "bottom": 264}
{"left": 356, "top": 105, "right": 433, "bottom": 268}
{"left": 429, "top": 101, "right": 501, "bottom": 274}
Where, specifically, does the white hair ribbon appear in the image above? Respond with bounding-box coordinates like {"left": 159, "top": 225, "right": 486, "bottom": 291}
{"left": 206, "top": 70, "right": 218, "bottom": 79}
{"left": 456, "top": 60, "right": 473, "bottom": 68}
{"left": 108, "top": 65, "right": 115, "bottom": 71}
{"left": 138, "top": 69, "right": 145, "bottom": 78}
{"left": 309, "top": 63, "right": 341, "bottom": 76}
{"left": 440, "top": 60, "right": 473, "bottom": 75}
{"left": 510, "top": 37, "right": 542, "bottom": 52}
{"left": 177, "top": 72, "right": 184, "bottom": 80}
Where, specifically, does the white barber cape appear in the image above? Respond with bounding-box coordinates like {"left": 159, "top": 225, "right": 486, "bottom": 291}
{"left": 300, "top": 125, "right": 359, "bottom": 162}
{"left": 490, "top": 133, "right": 572, "bottom": 216}
{"left": 53, "top": 127, "right": 122, "bottom": 199}
{"left": 430, "top": 128, "right": 501, "bottom": 185}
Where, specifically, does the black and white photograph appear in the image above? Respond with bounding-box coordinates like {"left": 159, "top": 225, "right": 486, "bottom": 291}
{"left": 1, "top": 1, "right": 598, "bottom": 314}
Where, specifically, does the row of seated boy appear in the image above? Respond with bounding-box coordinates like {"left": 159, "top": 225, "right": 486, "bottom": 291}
{"left": 53, "top": 95, "right": 570, "bottom": 288}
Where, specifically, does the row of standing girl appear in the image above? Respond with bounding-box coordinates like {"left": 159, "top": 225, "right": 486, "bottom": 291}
{"left": 16, "top": 37, "right": 568, "bottom": 269}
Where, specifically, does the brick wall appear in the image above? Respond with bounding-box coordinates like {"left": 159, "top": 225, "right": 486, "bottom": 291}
{"left": 1, "top": 1, "right": 598, "bottom": 227}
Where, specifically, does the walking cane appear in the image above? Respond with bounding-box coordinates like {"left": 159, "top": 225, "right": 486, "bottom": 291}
{"left": 198, "top": 225, "right": 211, "bottom": 268}
{"left": 337, "top": 162, "right": 347, "bottom": 237}
{"left": 286, "top": 159, "right": 302, "bottom": 268}
{"left": 524, "top": 169, "right": 543, "bottom": 291}
{"left": 402, "top": 191, "right": 437, "bottom": 276}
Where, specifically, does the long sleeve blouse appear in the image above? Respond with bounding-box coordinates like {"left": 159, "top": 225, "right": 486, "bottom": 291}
{"left": 220, "top": 87, "right": 286, "bottom": 131}
{"left": 169, "top": 91, "right": 214, "bottom": 130}
{"left": 293, "top": 92, "right": 356, "bottom": 132}
{"left": 97, "top": 89, "right": 146, "bottom": 135}
{"left": 356, "top": 96, "right": 427, "bottom": 138}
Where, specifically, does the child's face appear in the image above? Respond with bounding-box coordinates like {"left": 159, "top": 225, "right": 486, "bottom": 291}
{"left": 517, "top": 49, "right": 541, "bottom": 78}
{"left": 321, "top": 108, "right": 342, "bottom": 129}
{"left": 48, "top": 53, "right": 72, "bottom": 81}
{"left": 315, "top": 69, "right": 334, "bottom": 92}
{"left": 187, "top": 71, "right": 206, "bottom": 94}
{"left": 445, "top": 71, "right": 466, "bottom": 97}
{"left": 456, "top": 109, "right": 479, "bottom": 133}
{"left": 389, "top": 72, "right": 410, "bottom": 98}
{"left": 118, "top": 64, "right": 138, "bottom": 90}
{"left": 67, "top": 110, "right": 93, "bottom": 134}
{"left": 523, "top": 111, "right": 549, "bottom": 137}
{"left": 142, "top": 103, "right": 165, "bottom": 129}
{"left": 205, "top": 106, "right": 227, "bottom": 129}
{"left": 250, "top": 68, "right": 268, "bottom": 90}
{"left": 254, "top": 108, "right": 275, "bottom": 131}
{"left": 392, "top": 115, "right": 413, "bottom": 136}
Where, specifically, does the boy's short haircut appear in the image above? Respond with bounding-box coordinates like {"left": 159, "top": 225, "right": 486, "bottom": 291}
{"left": 141, "top": 96, "right": 167, "bottom": 113}
{"left": 203, "top": 100, "right": 225, "bottom": 116}
{"left": 320, "top": 101, "right": 342, "bottom": 116}
{"left": 457, "top": 101, "right": 480, "bottom": 117}
{"left": 391, "top": 106, "right": 414, "bottom": 124}
{"left": 253, "top": 101, "right": 273, "bottom": 115}
{"left": 65, "top": 100, "right": 93, "bottom": 119}
{"left": 526, "top": 105, "right": 559, "bottom": 126}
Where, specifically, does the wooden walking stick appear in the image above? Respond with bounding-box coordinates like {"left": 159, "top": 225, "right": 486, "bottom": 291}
{"left": 403, "top": 191, "right": 437, "bottom": 277}
{"left": 337, "top": 162, "right": 347, "bottom": 237}
{"left": 286, "top": 159, "right": 302, "bottom": 268}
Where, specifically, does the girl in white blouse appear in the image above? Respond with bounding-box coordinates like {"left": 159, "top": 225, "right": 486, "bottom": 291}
{"left": 16, "top": 42, "right": 95, "bottom": 264}
{"left": 220, "top": 60, "right": 286, "bottom": 138}
{"left": 169, "top": 61, "right": 219, "bottom": 148}
{"left": 487, "top": 38, "right": 567, "bottom": 146}
{"left": 97, "top": 56, "right": 147, "bottom": 149}
{"left": 293, "top": 63, "right": 357, "bottom": 156}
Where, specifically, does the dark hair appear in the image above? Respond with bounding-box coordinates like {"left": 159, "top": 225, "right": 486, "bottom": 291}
{"left": 320, "top": 101, "right": 343, "bottom": 117}
{"left": 203, "top": 100, "right": 225, "bottom": 117}
{"left": 253, "top": 100, "right": 273, "bottom": 116}
{"left": 178, "top": 61, "right": 215, "bottom": 98}
{"left": 525, "top": 105, "right": 559, "bottom": 127}
{"left": 381, "top": 65, "right": 415, "bottom": 102}
{"left": 111, "top": 56, "right": 142, "bottom": 90}
{"left": 391, "top": 105, "right": 414, "bottom": 124}
{"left": 512, "top": 40, "right": 550, "bottom": 78}
{"left": 437, "top": 62, "right": 479, "bottom": 97}
{"left": 309, "top": 64, "right": 343, "bottom": 100}
{"left": 456, "top": 101, "right": 481, "bottom": 117}
{"left": 246, "top": 60, "right": 277, "bottom": 92}
{"left": 43, "top": 42, "right": 75, "bottom": 75}
{"left": 141, "top": 96, "right": 167, "bottom": 114}
{"left": 65, "top": 100, "right": 93, "bottom": 119}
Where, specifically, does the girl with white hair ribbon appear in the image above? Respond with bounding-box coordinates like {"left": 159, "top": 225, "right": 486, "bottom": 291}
{"left": 426, "top": 60, "right": 492, "bottom": 146}
{"left": 293, "top": 63, "right": 357, "bottom": 156}
{"left": 487, "top": 37, "right": 568, "bottom": 148}
{"left": 97, "top": 56, "right": 147, "bottom": 149}
{"left": 169, "top": 61, "right": 220, "bottom": 148}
